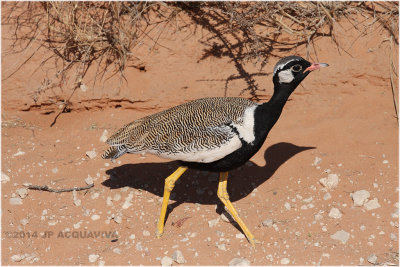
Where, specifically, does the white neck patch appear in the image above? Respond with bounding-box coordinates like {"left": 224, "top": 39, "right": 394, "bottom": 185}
{"left": 278, "top": 69, "right": 294, "bottom": 84}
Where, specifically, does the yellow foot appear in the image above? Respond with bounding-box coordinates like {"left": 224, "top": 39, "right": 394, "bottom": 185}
{"left": 156, "top": 229, "right": 163, "bottom": 238}
{"left": 249, "top": 237, "right": 261, "bottom": 248}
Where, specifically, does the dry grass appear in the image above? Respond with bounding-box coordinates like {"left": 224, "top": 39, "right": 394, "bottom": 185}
{"left": 2, "top": 1, "right": 399, "bottom": 106}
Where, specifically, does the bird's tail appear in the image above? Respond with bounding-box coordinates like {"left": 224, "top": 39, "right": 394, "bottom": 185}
{"left": 101, "top": 146, "right": 126, "bottom": 160}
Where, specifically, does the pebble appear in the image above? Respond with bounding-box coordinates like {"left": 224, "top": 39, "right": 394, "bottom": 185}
{"left": 88, "top": 254, "right": 99, "bottom": 263}
{"left": 284, "top": 202, "right": 291, "bottom": 210}
{"left": 364, "top": 198, "right": 381, "bottom": 210}
{"left": 13, "top": 151, "right": 25, "bottom": 157}
{"left": 262, "top": 219, "right": 273, "bottom": 228}
{"left": 136, "top": 242, "right": 143, "bottom": 251}
{"left": 360, "top": 225, "right": 366, "bottom": 231}
{"left": 161, "top": 256, "right": 173, "bottom": 266}
{"left": 312, "top": 157, "right": 322, "bottom": 166}
{"left": 367, "top": 254, "right": 378, "bottom": 264}
{"left": 330, "top": 230, "right": 350, "bottom": 244}
{"left": 323, "top": 192, "right": 332, "bottom": 200}
{"left": 217, "top": 243, "right": 227, "bottom": 251}
{"left": 328, "top": 207, "right": 342, "bottom": 219}
{"left": 319, "top": 174, "right": 339, "bottom": 189}
{"left": 221, "top": 212, "right": 234, "bottom": 223}
{"left": 11, "top": 254, "right": 24, "bottom": 262}
{"left": 143, "top": 230, "right": 150, "bottom": 237}
{"left": 113, "top": 215, "right": 122, "bottom": 224}
{"left": 91, "top": 214, "right": 100, "bottom": 221}
{"left": 9, "top": 197, "right": 23, "bottom": 205}
{"left": 86, "top": 150, "right": 97, "bottom": 159}
{"left": 100, "top": 130, "right": 109, "bottom": 143}
{"left": 228, "top": 258, "right": 250, "bottom": 266}
{"left": 85, "top": 176, "right": 94, "bottom": 185}
{"left": 52, "top": 167, "right": 58, "bottom": 174}
{"left": 280, "top": 258, "right": 290, "bottom": 265}
{"left": 1, "top": 172, "right": 10, "bottom": 183}
{"left": 129, "top": 234, "right": 136, "bottom": 240}
{"left": 16, "top": 188, "right": 28, "bottom": 199}
{"left": 236, "top": 233, "right": 245, "bottom": 239}
{"left": 351, "top": 190, "right": 370, "bottom": 206}
{"left": 122, "top": 192, "right": 134, "bottom": 209}
{"left": 208, "top": 218, "right": 219, "bottom": 227}
{"left": 20, "top": 218, "right": 29, "bottom": 225}
{"left": 113, "top": 248, "right": 121, "bottom": 254}
{"left": 172, "top": 250, "right": 186, "bottom": 264}
{"left": 72, "top": 190, "right": 81, "bottom": 206}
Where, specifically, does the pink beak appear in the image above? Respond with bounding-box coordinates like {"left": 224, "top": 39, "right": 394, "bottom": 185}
{"left": 305, "top": 62, "right": 329, "bottom": 72}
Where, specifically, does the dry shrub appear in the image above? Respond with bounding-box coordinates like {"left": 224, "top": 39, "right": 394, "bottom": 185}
{"left": 2, "top": 1, "right": 399, "bottom": 110}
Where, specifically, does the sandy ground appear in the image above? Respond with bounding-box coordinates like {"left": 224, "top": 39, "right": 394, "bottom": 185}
{"left": 1, "top": 7, "right": 399, "bottom": 266}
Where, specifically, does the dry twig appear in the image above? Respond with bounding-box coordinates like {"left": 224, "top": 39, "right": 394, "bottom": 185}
{"left": 27, "top": 183, "right": 94, "bottom": 193}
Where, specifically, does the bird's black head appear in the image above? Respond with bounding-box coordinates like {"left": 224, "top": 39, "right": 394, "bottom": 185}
{"left": 272, "top": 56, "right": 329, "bottom": 90}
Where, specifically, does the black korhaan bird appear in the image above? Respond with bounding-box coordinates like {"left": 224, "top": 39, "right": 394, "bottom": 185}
{"left": 102, "top": 56, "right": 329, "bottom": 247}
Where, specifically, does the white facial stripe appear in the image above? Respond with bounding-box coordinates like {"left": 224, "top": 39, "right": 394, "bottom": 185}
{"left": 273, "top": 58, "right": 301, "bottom": 76}
{"left": 278, "top": 69, "right": 294, "bottom": 84}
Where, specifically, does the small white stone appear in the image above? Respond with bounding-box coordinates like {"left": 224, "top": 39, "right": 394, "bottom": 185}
{"left": 262, "top": 219, "right": 273, "bottom": 227}
{"left": 20, "top": 218, "right": 29, "bottom": 225}
{"left": 129, "top": 234, "right": 136, "bottom": 240}
{"left": 13, "top": 151, "right": 25, "bottom": 157}
{"left": 86, "top": 150, "right": 97, "bottom": 159}
{"left": 52, "top": 167, "right": 58, "bottom": 174}
{"left": 161, "top": 256, "right": 173, "bottom": 266}
{"left": 319, "top": 174, "right": 339, "bottom": 189}
{"left": 91, "top": 214, "right": 100, "bottom": 221}
{"left": 328, "top": 207, "right": 342, "bottom": 219}
{"left": 80, "top": 83, "right": 88, "bottom": 92}
{"left": 143, "top": 230, "right": 150, "bottom": 237}
{"left": 236, "top": 233, "right": 245, "bottom": 239}
{"left": 112, "top": 248, "right": 121, "bottom": 254}
{"left": 16, "top": 188, "right": 28, "bottom": 199}
{"left": 100, "top": 130, "right": 109, "bottom": 143}
{"left": 217, "top": 243, "right": 227, "bottom": 251}
{"left": 208, "top": 218, "right": 219, "bottom": 227}
{"left": 280, "top": 258, "right": 290, "bottom": 265}
{"left": 88, "top": 254, "right": 99, "bottom": 263}
{"left": 360, "top": 225, "right": 366, "bottom": 231}
{"left": 364, "top": 198, "right": 381, "bottom": 210}
{"left": 172, "top": 250, "right": 186, "bottom": 264}
{"left": 284, "top": 202, "right": 291, "bottom": 210}
{"left": 330, "top": 230, "right": 350, "bottom": 244}
{"left": 113, "top": 215, "right": 122, "bottom": 224}
{"left": 91, "top": 192, "right": 99, "bottom": 199}
{"left": 312, "top": 157, "right": 322, "bottom": 166}
{"left": 382, "top": 160, "right": 389, "bottom": 164}
{"left": 228, "top": 258, "right": 250, "bottom": 266}
{"left": 367, "top": 254, "right": 378, "bottom": 264}
{"left": 85, "top": 176, "right": 94, "bottom": 185}
{"left": 323, "top": 192, "right": 332, "bottom": 200}
{"left": 11, "top": 254, "right": 24, "bottom": 262}
{"left": 351, "top": 190, "right": 370, "bottom": 206}
{"left": 221, "top": 212, "right": 234, "bottom": 223}
{"left": 1, "top": 172, "right": 10, "bottom": 183}
{"left": 9, "top": 197, "right": 23, "bottom": 205}
{"left": 314, "top": 214, "right": 323, "bottom": 221}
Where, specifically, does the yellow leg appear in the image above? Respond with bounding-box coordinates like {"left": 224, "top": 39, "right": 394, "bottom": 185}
{"left": 156, "top": 166, "right": 188, "bottom": 238}
{"left": 217, "top": 172, "right": 258, "bottom": 247}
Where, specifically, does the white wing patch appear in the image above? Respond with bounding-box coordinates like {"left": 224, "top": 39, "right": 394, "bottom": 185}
{"left": 230, "top": 105, "right": 257, "bottom": 143}
{"left": 278, "top": 69, "right": 294, "bottom": 84}
{"left": 150, "top": 135, "right": 242, "bottom": 163}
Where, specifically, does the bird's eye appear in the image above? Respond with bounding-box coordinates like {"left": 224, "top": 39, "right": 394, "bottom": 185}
{"left": 291, "top": 64, "right": 302, "bottom": 72}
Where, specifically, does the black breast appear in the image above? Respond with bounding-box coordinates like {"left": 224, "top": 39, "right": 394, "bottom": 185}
{"left": 180, "top": 103, "right": 281, "bottom": 172}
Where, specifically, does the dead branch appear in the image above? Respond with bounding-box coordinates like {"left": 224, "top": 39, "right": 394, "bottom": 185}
{"left": 27, "top": 183, "right": 94, "bottom": 193}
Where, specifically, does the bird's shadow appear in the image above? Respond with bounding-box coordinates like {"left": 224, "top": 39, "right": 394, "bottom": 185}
{"left": 102, "top": 142, "right": 314, "bottom": 207}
